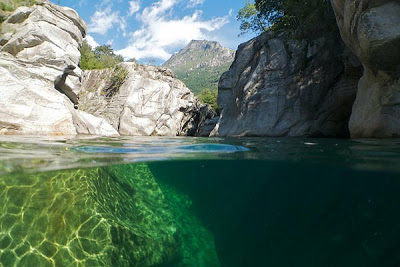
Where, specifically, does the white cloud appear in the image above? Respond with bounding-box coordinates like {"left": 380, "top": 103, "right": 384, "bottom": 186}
{"left": 119, "top": 16, "right": 128, "bottom": 37}
{"left": 128, "top": 1, "right": 140, "bottom": 16}
{"left": 140, "top": 0, "right": 176, "bottom": 20}
{"left": 116, "top": 0, "right": 231, "bottom": 61}
{"left": 88, "top": 6, "right": 120, "bottom": 35}
{"left": 84, "top": 35, "right": 99, "bottom": 48}
{"left": 187, "top": 0, "right": 204, "bottom": 8}
{"left": 78, "top": 0, "right": 87, "bottom": 7}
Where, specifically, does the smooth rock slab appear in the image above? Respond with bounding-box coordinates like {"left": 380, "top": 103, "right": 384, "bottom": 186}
{"left": 212, "top": 31, "right": 361, "bottom": 137}
{"left": 0, "top": 1, "right": 117, "bottom": 136}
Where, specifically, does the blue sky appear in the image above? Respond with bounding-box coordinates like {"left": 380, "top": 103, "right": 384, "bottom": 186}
{"left": 50, "top": 0, "right": 255, "bottom": 63}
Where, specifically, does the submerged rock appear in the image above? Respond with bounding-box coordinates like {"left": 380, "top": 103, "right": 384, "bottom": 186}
{"left": 331, "top": 0, "right": 400, "bottom": 138}
{"left": 0, "top": 1, "right": 117, "bottom": 136}
{"left": 79, "top": 63, "right": 214, "bottom": 136}
{"left": 212, "top": 31, "right": 362, "bottom": 137}
{"left": 0, "top": 164, "right": 219, "bottom": 266}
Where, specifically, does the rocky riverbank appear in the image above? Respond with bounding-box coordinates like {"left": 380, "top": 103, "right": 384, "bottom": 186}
{"left": 79, "top": 63, "right": 215, "bottom": 136}
{"left": 0, "top": 0, "right": 118, "bottom": 135}
{"left": 211, "top": 0, "right": 400, "bottom": 138}
{"left": 0, "top": 0, "right": 399, "bottom": 138}
{"left": 0, "top": 0, "right": 213, "bottom": 136}
{"left": 211, "top": 30, "right": 362, "bottom": 137}
{"left": 331, "top": 0, "right": 400, "bottom": 138}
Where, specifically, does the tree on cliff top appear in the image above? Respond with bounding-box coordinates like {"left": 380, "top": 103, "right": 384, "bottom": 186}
{"left": 80, "top": 41, "right": 124, "bottom": 70}
{"left": 198, "top": 88, "right": 219, "bottom": 113}
{"left": 237, "top": 0, "right": 333, "bottom": 37}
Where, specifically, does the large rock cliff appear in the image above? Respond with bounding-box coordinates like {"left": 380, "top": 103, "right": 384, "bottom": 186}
{"left": 331, "top": 0, "right": 400, "bottom": 138}
{"left": 212, "top": 31, "right": 362, "bottom": 137}
{"left": 0, "top": 1, "right": 117, "bottom": 136}
{"left": 79, "top": 63, "right": 215, "bottom": 136}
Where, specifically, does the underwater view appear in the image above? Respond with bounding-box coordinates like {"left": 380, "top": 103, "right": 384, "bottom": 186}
{"left": 0, "top": 136, "right": 400, "bottom": 266}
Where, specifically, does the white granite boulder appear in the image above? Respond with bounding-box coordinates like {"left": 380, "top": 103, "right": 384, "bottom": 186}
{"left": 79, "top": 63, "right": 214, "bottom": 136}
{"left": 0, "top": 1, "right": 118, "bottom": 136}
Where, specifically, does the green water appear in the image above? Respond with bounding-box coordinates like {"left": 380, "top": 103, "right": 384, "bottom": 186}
{"left": 0, "top": 137, "right": 400, "bottom": 266}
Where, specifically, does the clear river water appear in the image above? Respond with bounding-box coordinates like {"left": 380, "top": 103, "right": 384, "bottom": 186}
{"left": 0, "top": 136, "right": 399, "bottom": 266}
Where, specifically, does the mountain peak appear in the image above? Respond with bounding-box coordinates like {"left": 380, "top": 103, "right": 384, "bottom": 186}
{"left": 162, "top": 40, "right": 235, "bottom": 94}
{"left": 186, "top": 40, "right": 222, "bottom": 50}
{"left": 163, "top": 39, "right": 234, "bottom": 71}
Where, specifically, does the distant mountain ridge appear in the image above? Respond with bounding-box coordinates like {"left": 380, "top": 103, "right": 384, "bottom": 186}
{"left": 162, "top": 40, "right": 235, "bottom": 95}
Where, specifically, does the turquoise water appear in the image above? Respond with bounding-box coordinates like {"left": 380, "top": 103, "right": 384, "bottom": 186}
{"left": 0, "top": 136, "right": 400, "bottom": 266}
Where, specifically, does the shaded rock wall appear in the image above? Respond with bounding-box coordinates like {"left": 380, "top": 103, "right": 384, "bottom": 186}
{"left": 79, "top": 63, "right": 215, "bottom": 136}
{"left": 0, "top": 1, "right": 117, "bottom": 136}
{"left": 212, "top": 31, "right": 362, "bottom": 137}
{"left": 331, "top": 0, "right": 400, "bottom": 137}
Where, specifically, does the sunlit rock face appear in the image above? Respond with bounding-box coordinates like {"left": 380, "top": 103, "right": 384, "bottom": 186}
{"left": 212, "top": 31, "right": 362, "bottom": 137}
{"left": 331, "top": 0, "right": 400, "bottom": 137}
{"left": 79, "top": 63, "right": 216, "bottom": 136}
{"left": 0, "top": 1, "right": 117, "bottom": 136}
{"left": 0, "top": 164, "right": 219, "bottom": 266}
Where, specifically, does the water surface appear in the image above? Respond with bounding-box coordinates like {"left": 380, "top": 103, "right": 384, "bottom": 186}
{"left": 0, "top": 136, "right": 399, "bottom": 266}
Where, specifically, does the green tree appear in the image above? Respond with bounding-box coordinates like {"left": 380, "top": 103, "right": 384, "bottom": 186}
{"left": 80, "top": 41, "right": 124, "bottom": 70}
{"left": 80, "top": 41, "right": 102, "bottom": 69}
{"left": 236, "top": 0, "right": 272, "bottom": 35}
{"left": 94, "top": 45, "right": 113, "bottom": 57}
{"left": 103, "top": 65, "right": 129, "bottom": 97}
{"left": 198, "top": 88, "right": 219, "bottom": 112}
{"left": 238, "top": 0, "right": 332, "bottom": 37}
